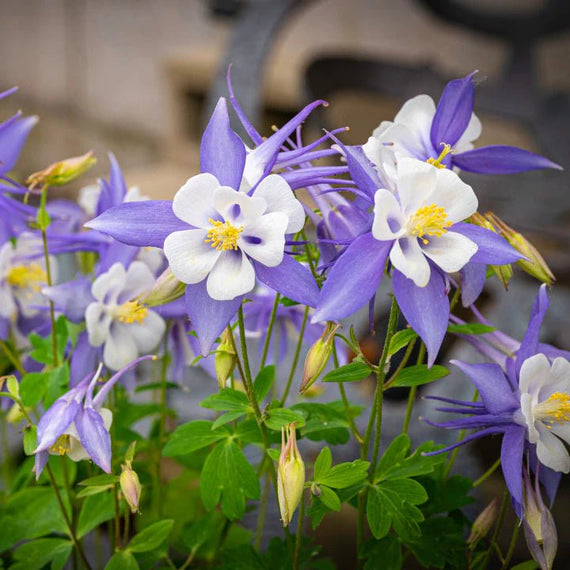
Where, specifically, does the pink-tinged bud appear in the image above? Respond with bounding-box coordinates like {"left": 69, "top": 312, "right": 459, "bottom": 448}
{"left": 136, "top": 267, "right": 185, "bottom": 307}
{"left": 300, "top": 324, "right": 339, "bottom": 394}
{"left": 467, "top": 498, "right": 498, "bottom": 546}
{"left": 120, "top": 462, "right": 142, "bottom": 514}
{"left": 215, "top": 330, "right": 237, "bottom": 390}
{"left": 485, "top": 212, "right": 555, "bottom": 286}
{"left": 26, "top": 151, "right": 97, "bottom": 189}
{"left": 523, "top": 469, "right": 557, "bottom": 570}
{"left": 277, "top": 424, "right": 305, "bottom": 527}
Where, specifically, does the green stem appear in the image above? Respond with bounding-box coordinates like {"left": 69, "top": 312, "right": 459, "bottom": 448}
{"left": 480, "top": 491, "right": 508, "bottom": 570}
{"left": 280, "top": 306, "right": 309, "bottom": 405}
{"left": 293, "top": 490, "right": 305, "bottom": 570}
{"left": 500, "top": 520, "right": 520, "bottom": 570}
{"left": 0, "top": 339, "right": 25, "bottom": 375}
{"left": 473, "top": 458, "right": 501, "bottom": 488}
{"left": 113, "top": 484, "right": 121, "bottom": 551}
{"left": 255, "top": 471, "right": 272, "bottom": 550}
{"left": 402, "top": 342, "right": 426, "bottom": 434}
{"left": 260, "top": 293, "right": 280, "bottom": 369}
{"left": 1, "top": 409, "right": 13, "bottom": 486}
{"left": 123, "top": 508, "right": 130, "bottom": 546}
{"left": 45, "top": 464, "right": 92, "bottom": 569}
{"left": 384, "top": 337, "right": 416, "bottom": 389}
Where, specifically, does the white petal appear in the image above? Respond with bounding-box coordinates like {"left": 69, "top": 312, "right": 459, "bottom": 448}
{"left": 252, "top": 175, "right": 305, "bottom": 233}
{"left": 520, "top": 392, "right": 539, "bottom": 443}
{"left": 239, "top": 212, "right": 287, "bottom": 267}
{"left": 103, "top": 323, "right": 139, "bottom": 370}
{"left": 535, "top": 423, "right": 570, "bottom": 473}
{"left": 85, "top": 302, "right": 112, "bottom": 347}
{"left": 92, "top": 263, "right": 126, "bottom": 305}
{"left": 431, "top": 168, "right": 478, "bottom": 223}
{"left": 456, "top": 112, "right": 482, "bottom": 152}
{"left": 372, "top": 189, "right": 405, "bottom": 241}
{"left": 172, "top": 173, "right": 220, "bottom": 228}
{"left": 539, "top": 357, "right": 570, "bottom": 400}
{"left": 376, "top": 123, "right": 428, "bottom": 162}
{"left": 214, "top": 186, "right": 267, "bottom": 223}
{"left": 390, "top": 237, "right": 430, "bottom": 287}
{"left": 0, "top": 284, "right": 16, "bottom": 318}
{"left": 393, "top": 94, "right": 435, "bottom": 139}
{"left": 207, "top": 251, "right": 255, "bottom": 300}
{"left": 519, "top": 353, "right": 551, "bottom": 397}
{"left": 118, "top": 261, "right": 156, "bottom": 303}
{"left": 550, "top": 422, "right": 570, "bottom": 447}
{"left": 421, "top": 231, "right": 478, "bottom": 273}
{"left": 99, "top": 408, "right": 113, "bottom": 430}
{"left": 395, "top": 157, "right": 437, "bottom": 215}
{"left": 128, "top": 310, "right": 166, "bottom": 353}
{"left": 164, "top": 229, "right": 220, "bottom": 284}
{"left": 67, "top": 434, "right": 89, "bottom": 462}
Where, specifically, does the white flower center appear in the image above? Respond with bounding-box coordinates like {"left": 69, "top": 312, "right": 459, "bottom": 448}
{"left": 205, "top": 218, "right": 244, "bottom": 251}
{"left": 406, "top": 203, "right": 452, "bottom": 244}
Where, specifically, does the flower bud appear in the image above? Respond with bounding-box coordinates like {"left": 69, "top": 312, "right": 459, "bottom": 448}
{"left": 6, "top": 402, "right": 27, "bottom": 424}
{"left": 120, "top": 462, "right": 142, "bottom": 514}
{"left": 300, "top": 323, "right": 339, "bottom": 394}
{"left": 523, "top": 469, "right": 557, "bottom": 570}
{"left": 484, "top": 212, "right": 555, "bottom": 286}
{"left": 5, "top": 375, "right": 19, "bottom": 399}
{"left": 215, "top": 329, "right": 236, "bottom": 389}
{"left": 277, "top": 424, "right": 305, "bottom": 527}
{"left": 467, "top": 498, "right": 498, "bottom": 546}
{"left": 26, "top": 151, "right": 97, "bottom": 189}
{"left": 136, "top": 267, "right": 185, "bottom": 307}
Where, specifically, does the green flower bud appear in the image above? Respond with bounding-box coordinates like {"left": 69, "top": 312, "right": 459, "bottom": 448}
{"left": 299, "top": 323, "right": 339, "bottom": 394}
{"left": 136, "top": 267, "right": 186, "bottom": 307}
{"left": 215, "top": 330, "right": 237, "bottom": 390}
{"left": 26, "top": 151, "right": 96, "bottom": 189}
{"left": 277, "top": 424, "right": 305, "bottom": 527}
{"left": 120, "top": 462, "right": 142, "bottom": 514}
{"left": 467, "top": 498, "right": 498, "bottom": 546}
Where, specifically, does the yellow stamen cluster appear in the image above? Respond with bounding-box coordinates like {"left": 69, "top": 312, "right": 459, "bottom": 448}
{"left": 427, "top": 143, "right": 453, "bottom": 168}
{"left": 116, "top": 301, "right": 148, "bottom": 324}
{"left": 205, "top": 218, "right": 243, "bottom": 251}
{"left": 536, "top": 392, "right": 570, "bottom": 427}
{"left": 408, "top": 203, "right": 452, "bottom": 244}
{"left": 49, "top": 434, "right": 71, "bottom": 456}
{"left": 6, "top": 263, "right": 47, "bottom": 291}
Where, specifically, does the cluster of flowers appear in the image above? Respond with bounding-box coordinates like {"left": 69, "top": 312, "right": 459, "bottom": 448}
{"left": 0, "top": 71, "right": 566, "bottom": 568}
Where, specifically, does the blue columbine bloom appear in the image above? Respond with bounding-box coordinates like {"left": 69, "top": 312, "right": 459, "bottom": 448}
{"left": 86, "top": 95, "right": 331, "bottom": 354}
{"left": 362, "top": 72, "right": 561, "bottom": 175}
{"left": 424, "top": 285, "right": 568, "bottom": 516}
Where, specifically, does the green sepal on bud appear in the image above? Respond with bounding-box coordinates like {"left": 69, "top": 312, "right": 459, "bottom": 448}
{"left": 277, "top": 424, "right": 305, "bottom": 527}
{"left": 26, "top": 151, "right": 97, "bottom": 190}
{"left": 215, "top": 329, "right": 237, "bottom": 389}
{"left": 120, "top": 453, "right": 142, "bottom": 515}
{"left": 136, "top": 267, "right": 186, "bottom": 308}
{"left": 299, "top": 323, "right": 339, "bottom": 394}
{"left": 467, "top": 497, "right": 498, "bottom": 547}
{"left": 484, "top": 212, "right": 555, "bottom": 286}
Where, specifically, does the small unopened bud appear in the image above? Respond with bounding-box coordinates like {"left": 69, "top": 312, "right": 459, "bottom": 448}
{"left": 215, "top": 329, "right": 236, "bottom": 389}
{"left": 485, "top": 212, "right": 555, "bottom": 286}
{"left": 300, "top": 323, "right": 339, "bottom": 394}
{"left": 277, "top": 424, "right": 305, "bottom": 527}
{"left": 523, "top": 469, "right": 557, "bottom": 570}
{"left": 26, "top": 151, "right": 97, "bottom": 189}
{"left": 468, "top": 498, "right": 498, "bottom": 546}
{"left": 120, "top": 462, "right": 142, "bottom": 514}
{"left": 136, "top": 267, "right": 185, "bottom": 307}
{"left": 311, "top": 482, "right": 322, "bottom": 497}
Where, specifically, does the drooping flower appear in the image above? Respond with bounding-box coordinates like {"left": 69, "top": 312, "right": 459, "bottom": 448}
{"left": 363, "top": 72, "right": 561, "bottom": 175}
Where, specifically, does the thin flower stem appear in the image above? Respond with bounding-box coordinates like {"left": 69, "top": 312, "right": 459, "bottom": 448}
{"left": 1, "top": 410, "right": 13, "bottom": 485}
{"left": 123, "top": 509, "right": 130, "bottom": 546}
{"left": 280, "top": 305, "right": 309, "bottom": 405}
{"left": 113, "top": 484, "right": 121, "bottom": 551}
{"left": 254, "top": 471, "right": 272, "bottom": 550}
{"left": 45, "top": 464, "right": 92, "bottom": 569}
{"left": 0, "top": 339, "right": 25, "bottom": 375}
{"left": 384, "top": 337, "right": 416, "bottom": 389}
{"left": 293, "top": 490, "right": 305, "bottom": 570}
{"left": 473, "top": 458, "right": 502, "bottom": 488}
{"left": 481, "top": 491, "right": 508, "bottom": 570}
{"left": 402, "top": 342, "right": 426, "bottom": 434}
{"left": 499, "top": 520, "right": 520, "bottom": 570}
{"left": 156, "top": 324, "right": 171, "bottom": 518}
{"left": 260, "top": 293, "right": 280, "bottom": 369}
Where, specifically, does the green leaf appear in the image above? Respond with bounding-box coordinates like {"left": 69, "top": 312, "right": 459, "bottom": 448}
{"left": 388, "top": 365, "right": 448, "bottom": 388}
{"left": 510, "top": 562, "right": 539, "bottom": 570}
{"left": 77, "top": 491, "right": 116, "bottom": 538}
{"left": 267, "top": 448, "right": 281, "bottom": 462}
{"left": 212, "top": 411, "right": 247, "bottom": 430}
{"left": 265, "top": 407, "right": 305, "bottom": 431}
{"left": 76, "top": 485, "right": 114, "bottom": 499}
{"left": 128, "top": 519, "right": 174, "bottom": 553}
{"left": 388, "top": 329, "right": 418, "bottom": 357}
{"left": 163, "top": 420, "right": 230, "bottom": 457}
{"left": 79, "top": 474, "right": 119, "bottom": 487}
{"left": 313, "top": 447, "right": 332, "bottom": 482}
{"left": 11, "top": 538, "right": 72, "bottom": 570}
{"left": 201, "top": 388, "right": 251, "bottom": 413}
{"left": 322, "top": 361, "right": 371, "bottom": 383}
{"left": 377, "top": 439, "right": 446, "bottom": 482}
{"left": 420, "top": 474, "right": 473, "bottom": 515}
{"left": 375, "top": 434, "right": 410, "bottom": 477}
{"left": 292, "top": 402, "right": 351, "bottom": 445}
{"left": 447, "top": 323, "right": 495, "bottom": 335}
{"left": 200, "top": 440, "right": 260, "bottom": 520}
{"left": 105, "top": 550, "right": 139, "bottom": 570}
{"left": 254, "top": 365, "right": 275, "bottom": 402}
{"left": 181, "top": 513, "right": 220, "bottom": 553}
{"left": 366, "top": 486, "right": 392, "bottom": 540}
{"left": 362, "top": 536, "right": 402, "bottom": 570}
{"left": 381, "top": 478, "right": 427, "bottom": 505}
{"left": 22, "top": 425, "right": 37, "bottom": 455}
{"left": 43, "top": 364, "right": 70, "bottom": 408}
{"left": 19, "top": 371, "right": 50, "bottom": 407}
{"left": 318, "top": 460, "right": 369, "bottom": 489}
{"left": 318, "top": 486, "right": 341, "bottom": 511}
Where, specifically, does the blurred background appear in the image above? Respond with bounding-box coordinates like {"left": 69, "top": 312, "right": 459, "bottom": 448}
{"left": 1, "top": 0, "right": 570, "bottom": 567}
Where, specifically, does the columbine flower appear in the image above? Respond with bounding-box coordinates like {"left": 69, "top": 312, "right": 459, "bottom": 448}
{"left": 425, "top": 286, "right": 566, "bottom": 515}
{"left": 85, "top": 261, "right": 165, "bottom": 370}
{"left": 362, "top": 72, "right": 560, "bottom": 175}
